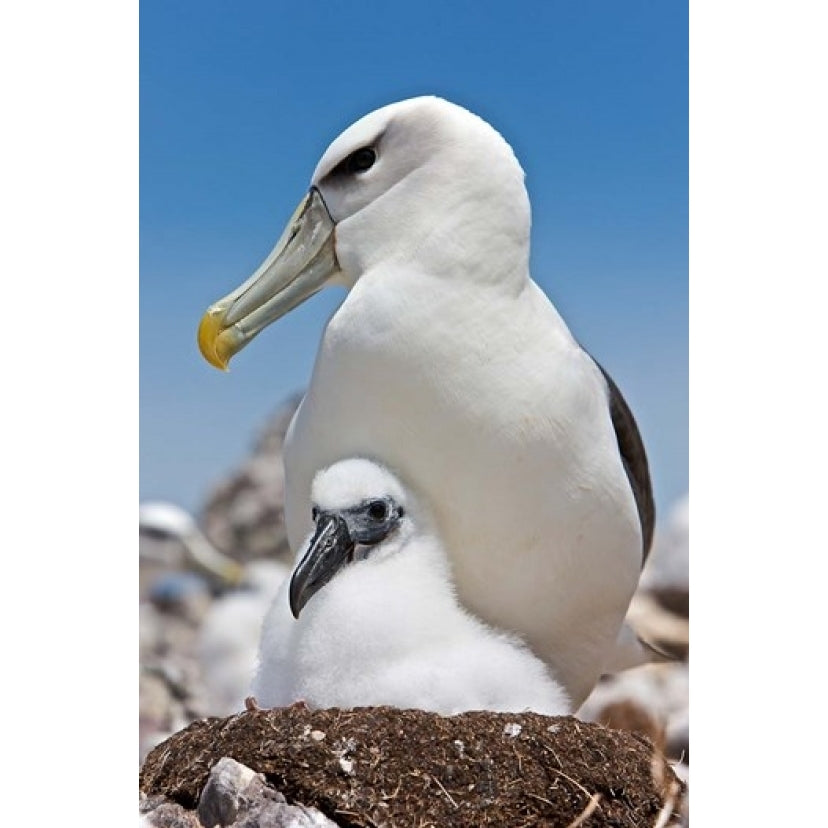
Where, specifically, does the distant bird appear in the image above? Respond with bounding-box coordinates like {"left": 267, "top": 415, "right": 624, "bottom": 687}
{"left": 139, "top": 500, "right": 245, "bottom": 587}
{"left": 139, "top": 500, "right": 289, "bottom": 714}
{"left": 252, "top": 458, "right": 571, "bottom": 716}
{"left": 198, "top": 96, "right": 654, "bottom": 706}
{"left": 641, "top": 494, "right": 689, "bottom": 596}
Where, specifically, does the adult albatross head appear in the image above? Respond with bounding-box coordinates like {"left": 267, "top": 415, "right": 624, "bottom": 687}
{"left": 197, "top": 96, "right": 530, "bottom": 369}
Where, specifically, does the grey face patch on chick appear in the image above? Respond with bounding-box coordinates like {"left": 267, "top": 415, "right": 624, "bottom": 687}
{"left": 289, "top": 497, "right": 404, "bottom": 618}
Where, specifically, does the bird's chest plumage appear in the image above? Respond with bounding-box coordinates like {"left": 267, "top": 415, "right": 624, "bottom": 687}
{"left": 283, "top": 272, "right": 641, "bottom": 705}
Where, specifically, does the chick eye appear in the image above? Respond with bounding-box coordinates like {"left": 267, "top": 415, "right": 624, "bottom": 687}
{"left": 346, "top": 147, "right": 376, "bottom": 174}
{"left": 367, "top": 500, "right": 388, "bottom": 521}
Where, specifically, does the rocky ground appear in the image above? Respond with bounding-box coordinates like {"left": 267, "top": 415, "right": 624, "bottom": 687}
{"left": 139, "top": 395, "right": 689, "bottom": 826}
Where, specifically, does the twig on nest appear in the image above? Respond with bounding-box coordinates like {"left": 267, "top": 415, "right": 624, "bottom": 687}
{"left": 429, "top": 773, "right": 458, "bottom": 809}
{"left": 652, "top": 779, "right": 683, "bottom": 828}
{"left": 565, "top": 792, "right": 602, "bottom": 827}
{"left": 525, "top": 792, "right": 556, "bottom": 808}
{"left": 543, "top": 755, "right": 598, "bottom": 802}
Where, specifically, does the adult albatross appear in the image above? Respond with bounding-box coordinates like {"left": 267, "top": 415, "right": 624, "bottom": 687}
{"left": 197, "top": 96, "right": 654, "bottom": 706}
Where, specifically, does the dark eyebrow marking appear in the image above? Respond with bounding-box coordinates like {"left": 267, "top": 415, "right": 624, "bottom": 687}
{"left": 322, "top": 131, "right": 387, "bottom": 181}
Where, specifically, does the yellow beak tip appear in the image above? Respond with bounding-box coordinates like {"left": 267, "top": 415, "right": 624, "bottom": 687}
{"left": 197, "top": 309, "right": 232, "bottom": 371}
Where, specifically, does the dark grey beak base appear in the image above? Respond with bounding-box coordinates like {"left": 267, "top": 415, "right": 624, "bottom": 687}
{"left": 289, "top": 514, "right": 354, "bottom": 618}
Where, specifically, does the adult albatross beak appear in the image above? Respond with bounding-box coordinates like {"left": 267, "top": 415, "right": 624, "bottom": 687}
{"left": 197, "top": 187, "right": 339, "bottom": 370}
{"left": 289, "top": 512, "right": 354, "bottom": 619}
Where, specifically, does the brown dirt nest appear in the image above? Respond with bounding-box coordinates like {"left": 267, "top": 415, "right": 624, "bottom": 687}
{"left": 140, "top": 704, "right": 685, "bottom": 827}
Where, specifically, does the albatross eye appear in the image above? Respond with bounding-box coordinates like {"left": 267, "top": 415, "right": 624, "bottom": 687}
{"left": 311, "top": 506, "right": 319, "bottom": 521}
{"left": 367, "top": 499, "right": 389, "bottom": 522}
{"left": 346, "top": 147, "right": 376, "bottom": 174}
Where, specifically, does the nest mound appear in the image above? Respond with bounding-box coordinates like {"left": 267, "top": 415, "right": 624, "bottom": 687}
{"left": 140, "top": 705, "right": 684, "bottom": 827}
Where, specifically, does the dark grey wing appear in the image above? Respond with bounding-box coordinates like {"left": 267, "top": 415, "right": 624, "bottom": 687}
{"left": 590, "top": 357, "right": 655, "bottom": 565}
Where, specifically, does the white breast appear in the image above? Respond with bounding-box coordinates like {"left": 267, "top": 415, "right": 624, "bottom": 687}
{"left": 282, "top": 270, "right": 641, "bottom": 706}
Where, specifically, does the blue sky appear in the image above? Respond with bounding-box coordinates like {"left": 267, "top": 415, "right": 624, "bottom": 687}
{"left": 140, "top": 0, "right": 687, "bottom": 518}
